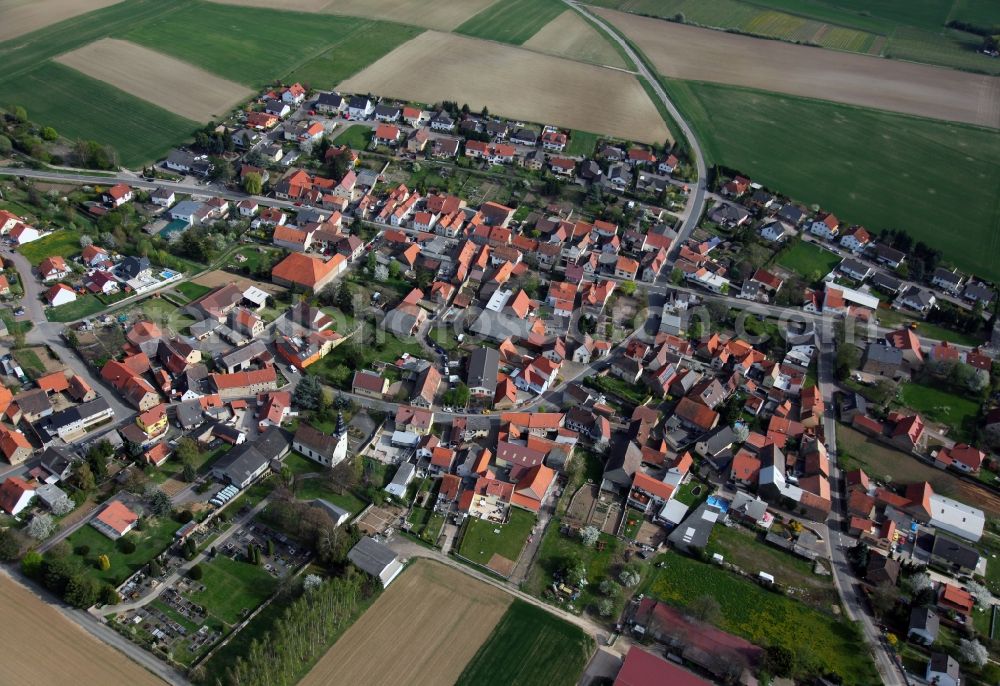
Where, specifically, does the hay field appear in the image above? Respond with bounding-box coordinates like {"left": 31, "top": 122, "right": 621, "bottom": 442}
{"left": 340, "top": 31, "right": 670, "bottom": 143}
{"left": 0, "top": 574, "right": 165, "bottom": 686}
{"left": 205, "top": 0, "right": 497, "bottom": 29}
{"left": 597, "top": 8, "right": 1000, "bottom": 128}
{"left": 523, "top": 10, "right": 628, "bottom": 68}
{"left": 55, "top": 39, "right": 253, "bottom": 122}
{"left": 300, "top": 560, "right": 511, "bottom": 686}
{"left": 0, "top": 0, "right": 124, "bottom": 42}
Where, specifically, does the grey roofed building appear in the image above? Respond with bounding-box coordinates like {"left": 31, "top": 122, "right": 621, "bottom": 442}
{"left": 314, "top": 92, "right": 344, "bottom": 110}
{"left": 708, "top": 203, "right": 749, "bottom": 226}
{"left": 870, "top": 271, "right": 903, "bottom": 294}
{"left": 963, "top": 281, "right": 994, "bottom": 304}
{"left": 211, "top": 427, "right": 289, "bottom": 487}
{"left": 872, "top": 243, "right": 906, "bottom": 266}
{"left": 776, "top": 204, "right": 805, "bottom": 225}
{"left": 696, "top": 425, "right": 738, "bottom": 458}
{"left": 217, "top": 339, "right": 270, "bottom": 373}
{"left": 39, "top": 446, "right": 75, "bottom": 482}
{"left": 908, "top": 606, "right": 939, "bottom": 645}
{"left": 838, "top": 257, "right": 872, "bottom": 279}
{"left": 348, "top": 95, "right": 372, "bottom": 110}
{"left": 43, "top": 396, "right": 113, "bottom": 438}
{"left": 467, "top": 347, "right": 500, "bottom": 396}
{"left": 34, "top": 483, "right": 70, "bottom": 511}
{"left": 667, "top": 501, "right": 722, "bottom": 553}
{"left": 926, "top": 653, "right": 960, "bottom": 684}
{"left": 374, "top": 103, "right": 401, "bottom": 119}
{"left": 469, "top": 309, "right": 535, "bottom": 342}
{"left": 348, "top": 536, "right": 404, "bottom": 587}
{"left": 931, "top": 534, "right": 981, "bottom": 571}
{"left": 385, "top": 461, "right": 416, "bottom": 499}
{"left": 510, "top": 127, "right": 537, "bottom": 145}
{"left": 897, "top": 285, "right": 936, "bottom": 311}
{"left": 175, "top": 399, "right": 205, "bottom": 430}
{"left": 15, "top": 388, "right": 52, "bottom": 418}
{"left": 603, "top": 440, "right": 642, "bottom": 491}
{"left": 861, "top": 342, "right": 903, "bottom": 375}
{"left": 931, "top": 267, "right": 963, "bottom": 288}
{"left": 190, "top": 318, "right": 221, "bottom": 339}
{"left": 311, "top": 498, "right": 350, "bottom": 527}
{"left": 118, "top": 255, "right": 151, "bottom": 280}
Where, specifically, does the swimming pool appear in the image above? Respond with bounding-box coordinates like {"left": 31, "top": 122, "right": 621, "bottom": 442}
{"left": 160, "top": 269, "right": 177, "bottom": 279}
{"left": 706, "top": 495, "right": 730, "bottom": 513}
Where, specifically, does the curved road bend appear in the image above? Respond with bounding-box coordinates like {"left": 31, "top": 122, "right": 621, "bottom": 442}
{"left": 565, "top": 0, "right": 708, "bottom": 267}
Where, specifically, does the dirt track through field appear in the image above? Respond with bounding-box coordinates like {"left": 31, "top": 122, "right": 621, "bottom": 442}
{"left": 0, "top": 573, "right": 165, "bottom": 685}
{"left": 340, "top": 31, "right": 670, "bottom": 143}
{"left": 596, "top": 8, "right": 1000, "bottom": 129}
{"left": 55, "top": 39, "right": 253, "bottom": 122}
{"left": 300, "top": 559, "right": 511, "bottom": 686}
{"left": 524, "top": 9, "right": 628, "bottom": 69}
{"left": 205, "top": 0, "right": 498, "bottom": 29}
{"left": 0, "top": 0, "right": 124, "bottom": 41}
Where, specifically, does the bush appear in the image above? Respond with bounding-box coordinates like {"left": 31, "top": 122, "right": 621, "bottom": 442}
{"left": 97, "top": 554, "right": 111, "bottom": 571}
{"left": 117, "top": 538, "right": 136, "bottom": 554}
{"left": 177, "top": 509, "right": 194, "bottom": 524}
{"left": 188, "top": 564, "right": 203, "bottom": 581}
{"left": 74, "top": 545, "right": 90, "bottom": 557}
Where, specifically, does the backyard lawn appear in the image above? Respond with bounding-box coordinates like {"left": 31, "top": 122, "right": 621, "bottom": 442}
{"left": 621, "top": 508, "right": 644, "bottom": 539}
{"left": 565, "top": 130, "right": 600, "bottom": 157}
{"left": 705, "top": 523, "right": 837, "bottom": 608}
{"left": 284, "top": 452, "right": 323, "bottom": 477}
{"left": 67, "top": 515, "right": 182, "bottom": 586}
{"left": 459, "top": 508, "right": 536, "bottom": 566}
{"left": 174, "top": 281, "right": 212, "bottom": 301}
{"left": 774, "top": 240, "right": 841, "bottom": 281}
{"left": 187, "top": 556, "right": 278, "bottom": 625}
{"left": 642, "top": 551, "right": 878, "bottom": 684}
{"left": 46, "top": 295, "right": 109, "bottom": 323}
{"left": 407, "top": 506, "right": 445, "bottom": 544}
{"left": 11, "top": 348, "right": 46, "bottom": 379}
{"left": 17, "top": 228, "right": 82, "bottom": 264}
{"left": 455, "top": 600, "right": 593, "bottom": 686}
{"left": 295, "top": 478, "right": 367, "bottom": 517}
{"left": 334, "top": 125, "right": 373, "bottom": 151}
{"left": 525, "top": 516, "right": 624, "bottom": 613}
{"left": 900, "top": 381, "right": 980, "bottom": 443}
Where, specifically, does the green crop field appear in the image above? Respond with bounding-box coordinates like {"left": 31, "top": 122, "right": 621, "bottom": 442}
{"left": 457, "top": 0, "right": 567, "bottom": 45}
{"left": 455, "top": 600, "right": 593, "bottom": 686}
{"left": 187, "top": 556, "right": 278, "bottom": 625}
{"left": 0, "top": 0, "right": 419, "bottom": 167}
{"left": 775, "top": 240, "right": 841, "bottom": 280}
{"left": 458, "top": 508, "right": 535, "bottom": 567}
{"left": 642, "top": 552, "right": 878, "bottom": 684}
{"left": 122, "top": 3, "right": 419, "bottom": 88}
{"left": 592, "top": 0, "right": 1000, "bottom": 70}
{"left": 665, "top": 79, "right": 1000, "bottom": 281}
{"left": 3, "top": 63, "right": 197, "bottom": 168}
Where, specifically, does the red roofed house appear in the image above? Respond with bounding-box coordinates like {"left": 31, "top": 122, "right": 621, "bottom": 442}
{"left": 0, "top": 427, "right": 32, "bottom": 465}
{"left": 730, "top": 449, "right": 761, "bottom": 487}
{"left": 91, "top": 501, "right": 140, "bottom": 539}
{"left": 886, "top": 327, "right": 924, "bottom": 366}
{"left": 615, "top": 646, "right": 712, "bottom": 686}
{"left": 374, "top": 124, "right": 401, "bottom": 146}
{"left": 103, "top": 183, "right": 133, "bottom": 207}
{"left": 36, "top": 370, "right": 69, "bottom": 395}
{"left": 891, "top": 414, "right": 926, "bottom": 452}
{"left": 271, "top": 252, "right": 344, "bottom": 292}
{"left": 938, "top": 583, "right": 974, "bottom": 616}
{"left": 674, "top": 396, "right": 719, "bottom": 432}
{"left": 38, "top": 256, "right": 70, "bottom": 282}
{"left": 0, "top": 476, "right": 35, "bottom": 515}
{"left": 511, "top": 464, "right": 555, "bottom": 512}
{"left": 934, "top": 443, "right": 986, "bottom": 474}
{"left": 627, "top": 471, "right": 675, "bottom": 513}
{"left": 46, "top": 283, "right": 77, "bottom": 307}
{"left": 144, "top": 442, "right": 171, "bottom": 467}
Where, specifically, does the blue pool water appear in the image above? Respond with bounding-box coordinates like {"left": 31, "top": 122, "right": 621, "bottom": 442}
{"left": 706, "top": 495, "right": 730, "bottom": 513}
{"left": 160, "top": 269, "right": 177, "bottom": 279}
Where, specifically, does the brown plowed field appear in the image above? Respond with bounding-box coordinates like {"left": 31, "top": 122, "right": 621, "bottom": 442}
{"left": 0, "top": 0, "right": 123, "bottom": 41}
{"left": 56, "top": 39, "right": 253, "bottom": 122}
{"left": 299, "top": 559, "right": 511, "bottom": 686}
{"left": 206, "top": 0, "right": 499, "bottom": 30}
{"left": 0, "top": 573, "right": 165, "bottom": 685}
{"left": 596, "top": 7, "right": 1000, "bottom": 129}
{"left": 339, "top": 31, "right": 670, "bottom": 143}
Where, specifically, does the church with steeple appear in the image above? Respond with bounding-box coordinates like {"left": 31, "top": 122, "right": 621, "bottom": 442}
{"left": 291, "top": 412, "right": 349, "bottom": 467}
